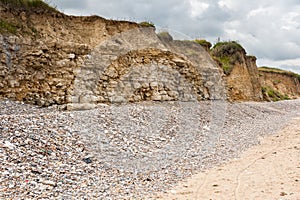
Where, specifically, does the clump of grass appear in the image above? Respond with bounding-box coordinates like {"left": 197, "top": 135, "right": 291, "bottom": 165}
{"left": 261, "top": 86, "right": 290, "bottom": 101}
{"left": 0, "top": 0, "right": 57, "bottom": 12}
{"left": 211, "top": 41, "right": 245, "bottom": 75}
{"left": 259, "top": 66, "right": 300, "bottom": 81}
{"left": 139, "top": 21, "right": 155, "bottom": 28}
{"left": 0, "top": 19, "right": 18, "bottom": 34}
{"left": 194, "top": 39, "right": 212, "bottom": 51}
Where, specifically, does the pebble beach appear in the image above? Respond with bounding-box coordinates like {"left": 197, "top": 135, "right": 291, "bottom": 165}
{"left": 1, "top": 99, "right": 300, "bottom": 199}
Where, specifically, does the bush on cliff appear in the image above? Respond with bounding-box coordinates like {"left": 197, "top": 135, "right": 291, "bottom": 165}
{"left": 211, "top": 41, "right": 246, "bottom": 75}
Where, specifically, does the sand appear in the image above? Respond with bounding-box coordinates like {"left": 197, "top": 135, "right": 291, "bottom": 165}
{"left": 159, "top": 118, "right": 300, "bottom": 200}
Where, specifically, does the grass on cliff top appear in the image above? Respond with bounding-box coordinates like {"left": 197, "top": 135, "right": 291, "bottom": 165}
{"left": 211, "top": 41, "right": 246, "bottom": 75}
{"left": 0, "top": 0, "right": 57, "bottom": 12}
{"left": 194, "top": 39, "right": 212, "bottom": 51}
{"left": 212, "top": 41, "right": 245, "bottom": 55}
{"left": 139, "top": 21, "right": 155, "bottom": 28}
{"left": 259, "top": 66, "right": 300, "bottom": 81}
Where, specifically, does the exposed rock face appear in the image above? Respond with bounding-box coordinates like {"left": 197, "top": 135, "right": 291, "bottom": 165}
{"left": 0, "top": 35, "right": 90, "bottom": 106}
{"left": 259, "top": 69, "right": 300, "bottom": 101}
{"left": 69, "top": 28, "right": 226, "bottom": 109}
{"left": 0, "top": 5, "right": 226, "bottom": 109}
{"left": 211, "top": 42, "right": 263, "bottom": 102}
{"left": 225, "top": 55, "right": 262, "bottom": 101}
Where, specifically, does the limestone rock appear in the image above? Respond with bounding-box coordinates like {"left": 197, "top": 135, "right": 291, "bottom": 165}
{"left": 0, "top": 6, "right": 226, "bottom": 108}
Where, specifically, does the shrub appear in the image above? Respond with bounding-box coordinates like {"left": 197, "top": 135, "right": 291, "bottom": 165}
{"left": 194, "top": 39, "right": 212, "bottom": 51}
{"left": 211, "top": 41, "right": 246, "bottom": 75}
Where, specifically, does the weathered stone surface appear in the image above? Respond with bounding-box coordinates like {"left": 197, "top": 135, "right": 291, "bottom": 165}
{"left": 224, "top": 56, "right": 263, "bottom": 101}
{"left": 0, "top": 5, "right": 226, "bottom": 109}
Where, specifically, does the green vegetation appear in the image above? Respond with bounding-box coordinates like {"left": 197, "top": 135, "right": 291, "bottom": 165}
{"left": 0, "top": 19, "right": 18, "bottom": 34}
{"left": 211, "top": 41, "right": 245, "bottom": 75}
{"left": 0, "top": 18, "right": 38, "bottom": 36}
{"left": 259, "top": 66, "right": 300, "bottom": 81}
{"left": 194, "top": 39, "right": 212, "bottom": 51}
{"left": 217, "top": 56, "right": 231, "bottom": 74}
{"left": 0, "top": 0, "right": 57, "bottom": 12}
{"left": 261, "top": 86, "right": 290, "bottom": 101}
{"left": 212, "top": 41, "right": 244, "bottom": 52}
{"left": 139, "top": 21, "right": 155, "bottom": 28}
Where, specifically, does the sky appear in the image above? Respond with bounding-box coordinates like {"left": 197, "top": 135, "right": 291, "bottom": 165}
{"left": 49, "top": 0, "right": 300, "bottom": 74}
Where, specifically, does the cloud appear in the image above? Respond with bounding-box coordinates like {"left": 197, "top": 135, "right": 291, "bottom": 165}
{"left": 50, "top": 0, "right": 300, "bottom": 71}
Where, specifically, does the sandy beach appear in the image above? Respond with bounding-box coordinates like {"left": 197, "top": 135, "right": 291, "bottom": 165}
{"left": 159, "top": 118, "right": 300, "bottom": 200}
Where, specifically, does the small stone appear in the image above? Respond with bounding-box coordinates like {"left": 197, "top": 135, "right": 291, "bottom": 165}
{"left": 69, "top": 53, "right": 76, "bottom": 59}
{"left": 83, "top": 158, "right": 93, "bottom": 164}
{"left": 41, "top": 180, "right": 57, "bottom": 187}
{"left": 170, "top": 190, "right": 177, "bottom": 194}
{"left": 3, "top": 141, "right": 15, "bottom": 149}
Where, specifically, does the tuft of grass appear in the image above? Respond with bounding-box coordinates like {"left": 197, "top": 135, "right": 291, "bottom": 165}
{"left": 261, "top": 86, "right": 290, "bottom": 101}
{"left": 218, "top": 56, "right": 231, "bottom": 74}
{"left": 139, "top": 21, "right": 155, "bottom": 28}
{"left": 194, "top": 39, "right": 212, "bottom": 51}
{"left": 0, "top": 19, "right": 18, "bottom": 34}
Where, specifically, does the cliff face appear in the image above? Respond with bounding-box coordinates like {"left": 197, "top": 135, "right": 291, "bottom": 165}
{"left": 211, "top": 42, "right": 263, "bottom": 102}
{"left": 0, "top": 3, "right": 226, "bottom": 109}
{"left": 259, "top": 68, "right": 300, "bottom": 101}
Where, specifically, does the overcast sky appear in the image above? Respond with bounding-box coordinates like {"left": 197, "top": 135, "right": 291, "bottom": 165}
{"left": 49, "top": 0, "right": 300, "bottom": 74}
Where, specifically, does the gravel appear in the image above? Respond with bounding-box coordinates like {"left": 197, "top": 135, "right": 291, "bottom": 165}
{"left": 1, "top": 98, "right": 300, "bottom": 199}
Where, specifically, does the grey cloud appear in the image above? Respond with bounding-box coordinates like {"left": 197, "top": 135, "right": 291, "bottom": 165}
{"left": 49, "top": 0, "right": 88, "bottom": 10}
{"left": 279, "top": 66, "right": 300, "bottom": 74}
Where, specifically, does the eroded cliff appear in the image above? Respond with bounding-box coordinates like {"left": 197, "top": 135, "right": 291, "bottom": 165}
{"left": 0, "top": 1, "right": 226, "bottom": 109}
{"left": 259, "top": 67, "right": 300, "bottom": 101}
{"left": 211, "top": 41, "right": 263, "bottom": 102}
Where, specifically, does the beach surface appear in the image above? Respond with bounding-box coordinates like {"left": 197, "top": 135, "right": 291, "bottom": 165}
{"left": 1, "top": 99, "right": 300, "bottom": 199}
{"left": 159, "top": 118, "right": 300, "bottom": 200}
